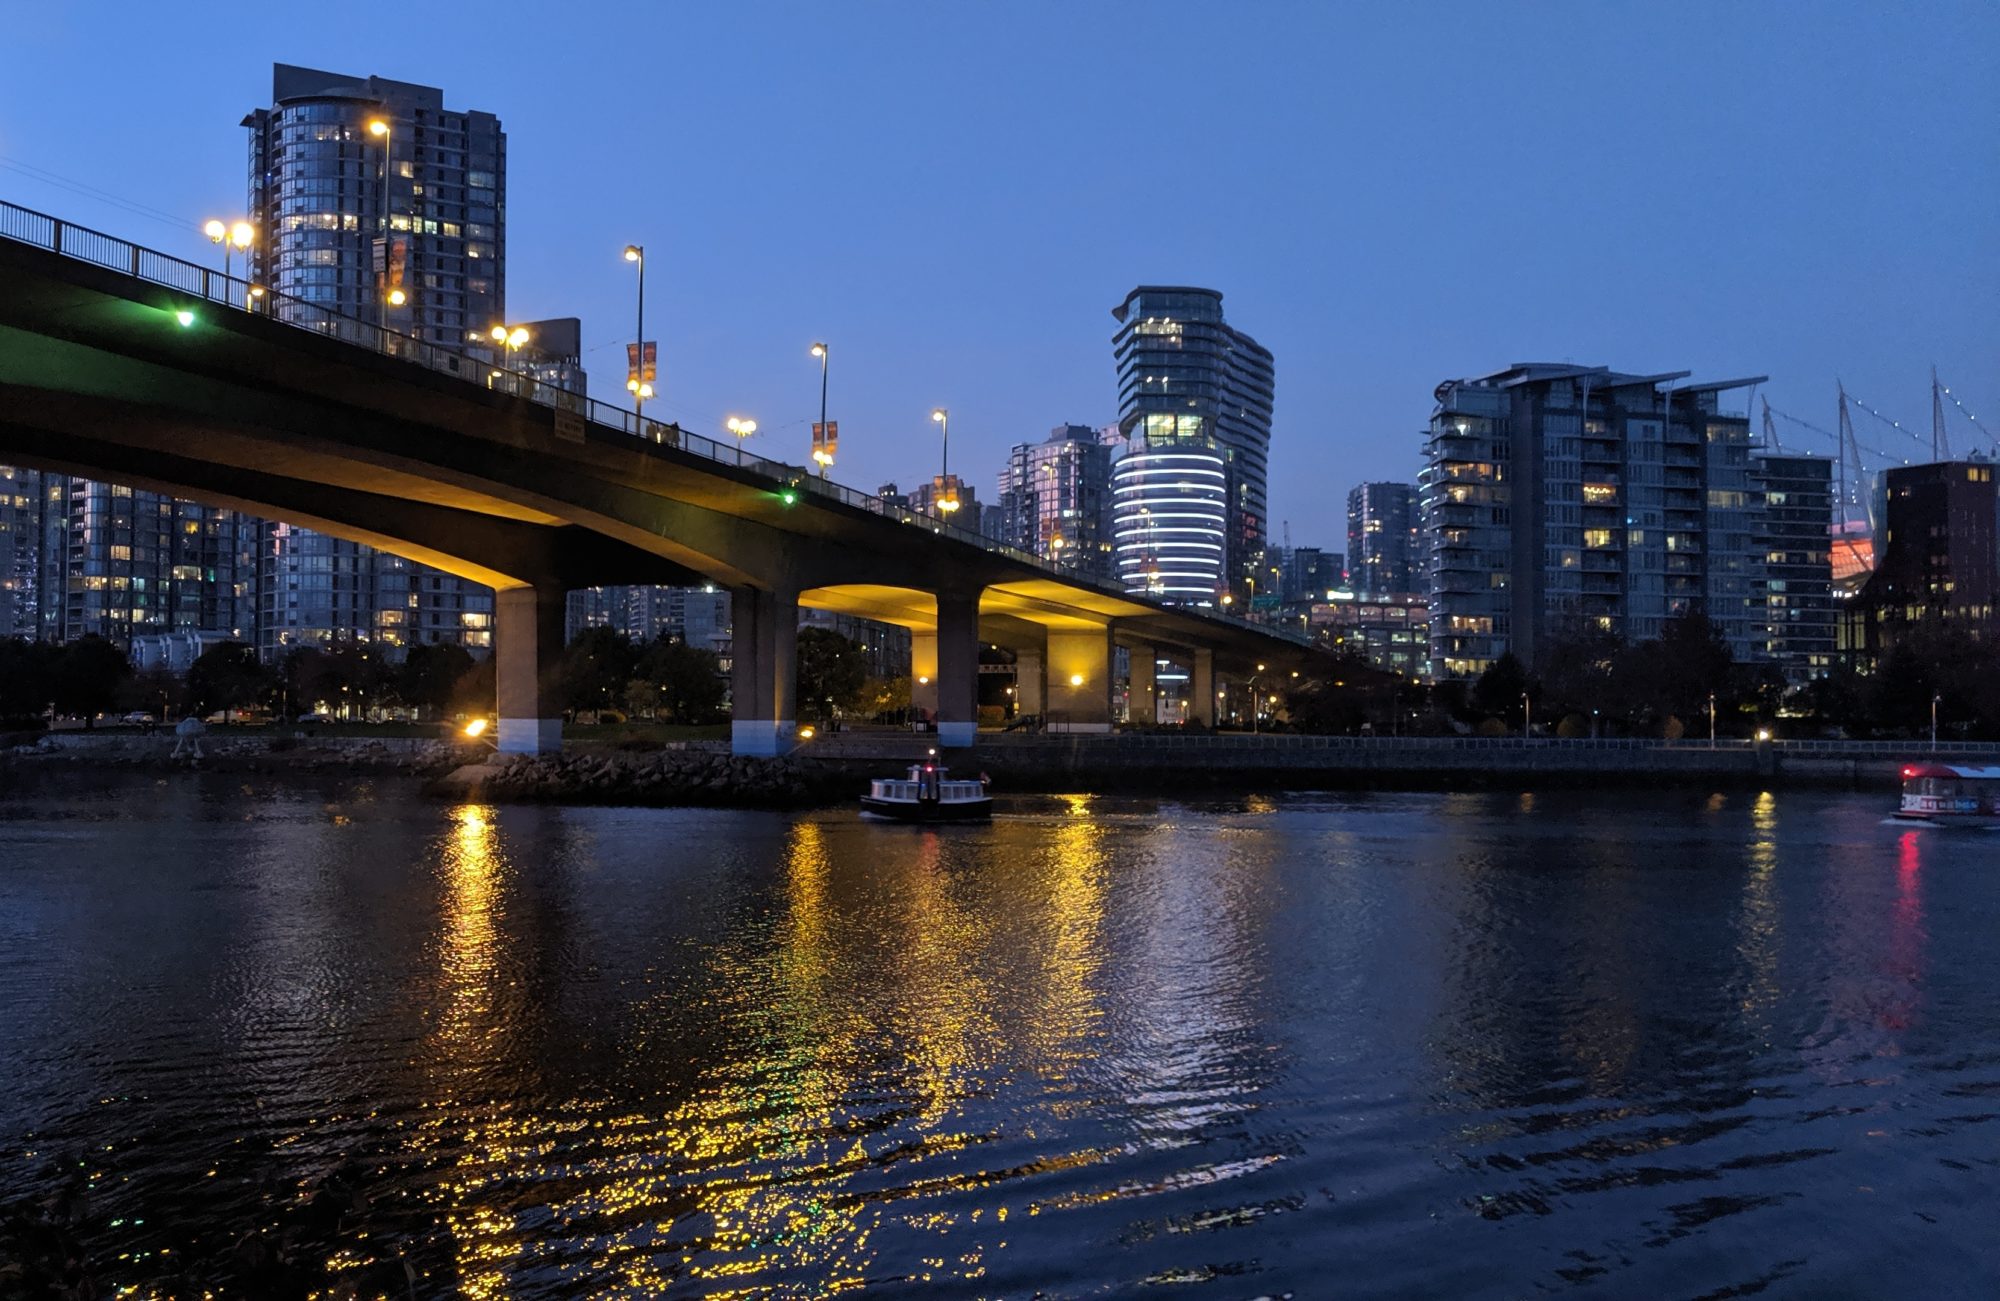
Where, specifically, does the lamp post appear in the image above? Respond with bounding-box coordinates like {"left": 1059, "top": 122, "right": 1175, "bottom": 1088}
{"left": 203, "top": 219, "right": 253, "bottom": 284}
{"left": 930, "top": 408, "right": 959, "bottom": 516}
{"left": 488, "top": 324, "right": 531, "bottom": 389}
{"left": 1932, "top": 692, "right": 1941, "bottom": 751}
{"left": 1708, "top": 690, "right": 1717, "bottom": 749}
{"left": 1522, "top": 691, "right": 1532, "bottom": 739}
{"left": 810, "top": 342, "right": 831, "bottom": 475}
{"left": 624, "top": 245, "right": 646, "bottom": 423}
{"left": 366, "top": 118, "right": 398, "bottom": 319}
{"left": 726, "top": 417, "right": 757, "bottom": 460}
{"left": 1250, "top": 663, "right": 1268, "bottom": 735}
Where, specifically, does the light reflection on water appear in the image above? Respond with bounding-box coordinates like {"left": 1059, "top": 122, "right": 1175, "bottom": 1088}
{"left": 1, "top": 775, "right": 1998, "bottom": 1296}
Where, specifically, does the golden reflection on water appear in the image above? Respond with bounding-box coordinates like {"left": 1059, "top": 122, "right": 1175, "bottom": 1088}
{"left": 436, "top": 805, "right": 503, "bottom": 1057}
{"left": 1736, "top": 791, "right": 1783, "bottom": 1021}
{"left": 396, "top": 801, "right": 1130, "bottom": 1294}
{"left": 428, "top": 804, "right": 516, "bottom": 1298}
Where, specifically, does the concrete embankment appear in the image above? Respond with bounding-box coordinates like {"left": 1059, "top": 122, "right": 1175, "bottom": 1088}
{"left": 799, "top": 733, "right": 1983, "bottom": 794}
{"left": 6, "top": 730, "right": 1987, "bottom": 808}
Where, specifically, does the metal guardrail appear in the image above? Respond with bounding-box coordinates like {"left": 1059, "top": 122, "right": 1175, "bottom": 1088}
{"left": 0, "top": 198, "right": 1313, "bottom": 649}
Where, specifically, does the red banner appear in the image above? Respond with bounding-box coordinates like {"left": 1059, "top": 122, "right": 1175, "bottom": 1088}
{"left": 812, "top": 420, "right": 838, "bottom": 460}
{"left": 627, "top": 342, "right": 658, "bottom": 385}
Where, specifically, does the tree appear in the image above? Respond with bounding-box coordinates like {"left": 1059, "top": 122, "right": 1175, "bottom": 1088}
{"left": 278, "top": 645, "right": 332, "bottom": 718}
{"left": 1471, "top": 651, "right": 1533, "bottom": 723}
{"left": 559, "top": 627, "right": 638, "bottom": 717}
{"left": 796, "top": 628, "right": 868, "bottom": 722}
{"left": 397, "top": 641, "right": 475, "bottom": 719}
{"left": 50, "top": 636, "right": 132, "bottom": 727}
{"left": 634, "top": 636, "right": 725, "bottom": 723}
{"left": 186, "top": 642, "right": 270, "bottom": 715}
{"left": 324, "top": 639, "right": 394, "bottom": 717}
{"left": 856, "top": 674, "right": 911, "bottom": 721}
{"left": 450, "top": 655, "right": 496, "bottom": 717}
{"left": 0, "top": 638, "right": 56, "bottom": 723}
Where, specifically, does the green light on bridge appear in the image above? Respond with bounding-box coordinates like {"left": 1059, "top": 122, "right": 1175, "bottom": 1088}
{"left": 174, "top": 309, "right": 195, "bottom": 328}
{"left": 778, "top": 488, "right": 798, "bottom": 506}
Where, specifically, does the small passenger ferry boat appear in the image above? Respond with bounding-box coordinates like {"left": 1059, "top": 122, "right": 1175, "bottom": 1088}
{"left": 1895, "top": 762, "right": 2000, "bottom": 828}
{"left": 861, "top": 752, "right": 992, "bottom": 822}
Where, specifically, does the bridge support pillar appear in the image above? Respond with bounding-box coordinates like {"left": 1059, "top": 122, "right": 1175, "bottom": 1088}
{"left": 1189, "top": 649, "right": 1216, "bottom": 728}
{"left": 1013, "top": 648, "right": 1045, "bottom": 719}
{"left": 934, "top": 592, "right": 981, "bottom": 748}
{"left": 1048, "top": 627, "right": 1114, "bottom": 733}
{"left": 1125, "top": 642, "right": 1156, "bottom": 724}
{"left": 730, "top": 585, "right": 798, "bottom": 757}
{"left": 495, "top": 585, "right": 566, "bottom": 754}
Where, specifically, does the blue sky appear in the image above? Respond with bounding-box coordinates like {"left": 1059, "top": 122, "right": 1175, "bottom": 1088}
{"left": 3, "top": 2, "right": 1994, "bottom": 552}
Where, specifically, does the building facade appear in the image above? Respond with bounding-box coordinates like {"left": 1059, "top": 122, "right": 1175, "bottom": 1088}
{"left": 1111, "top": 441, "right": 1229, "bottom": 603}
{"left": 1841, "top": 459, "right": 1999, "bottom": 664}
{"left": 1310, "top": 592, "right": 1431, "bottom": 679}
{"left": 243, "top": 63, "right": 508, "bottom": 660}
{"left": 57, "top": 481, "right": 259, "bottom": 646}
{"left": 994, "top": 424, "right": 1116, "bottom": 582}
{"left": 1346, "top": 482, "right": 1421, "bottom": 596}
{"left": 1750, "top": 454, "right": 1835, "bottom": 683}
{"left": 1111, "top": 287, "right": 1275, "bottom": 597}
{"left": 0, "top": 467, "right": 59, "bottom": 639}
{"left": 1423, "top": 363, "right": 1766, "bottom": 678}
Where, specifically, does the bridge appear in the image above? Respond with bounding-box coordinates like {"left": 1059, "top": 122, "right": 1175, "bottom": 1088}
{"left": 0, "top": 200, "right": 1322, "bottom": 755}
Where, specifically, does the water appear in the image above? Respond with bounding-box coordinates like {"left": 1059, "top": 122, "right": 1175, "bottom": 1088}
{"left": 2, "top": 773, "right": 1997, "bottom": 1297}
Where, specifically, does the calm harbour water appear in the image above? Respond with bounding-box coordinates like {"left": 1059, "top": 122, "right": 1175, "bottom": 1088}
{"left": 1, "top": 773, "right": 1996, "bottom": 1298}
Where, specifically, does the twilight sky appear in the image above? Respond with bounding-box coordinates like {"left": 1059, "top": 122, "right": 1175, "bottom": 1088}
{"left": 3, "top": 2, "right": 1994, "bottom": 552}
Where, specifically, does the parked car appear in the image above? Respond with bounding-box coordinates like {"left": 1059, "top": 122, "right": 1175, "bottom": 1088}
{"left": 120, "top": 711, "right": 156, "bottom": 726}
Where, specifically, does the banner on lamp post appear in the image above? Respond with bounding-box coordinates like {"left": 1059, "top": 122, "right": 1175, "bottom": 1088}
{"left": 812, "top": 420, "right": 838, "bottom": 461}
{"left": 626, "top": 342, "right": 658, "bottom": 386}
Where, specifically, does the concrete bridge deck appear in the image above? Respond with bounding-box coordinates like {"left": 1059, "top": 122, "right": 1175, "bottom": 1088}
{"left": 0, "top": 200, "right": 1324, "bottom": 754}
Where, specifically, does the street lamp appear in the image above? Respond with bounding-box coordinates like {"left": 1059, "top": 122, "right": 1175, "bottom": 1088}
{"left": 726, "top": 417, "right": 758, "bottom": 453}
{"left": 203, "top": 218, "right": 253, "bottom": 283}
{"left": 810, "top": 342, "right": 832, "bottom": 475}
{"left": 488, "top": 324, "right": 531, "bottom": 388}
{"left": 624, "top": 245, "right": 646, "bottom": 423}
{"left": 1708, "top": 690, "right": 1717, "bottom": 749}
{"left": 1932, "top": 692, "right": 1942, "bottom": 750}
{"left": 931, "top": 408, "right": 958, "bottom": 513}
{"left": 365, "top": 118, "right": 400, "bottom": 318}
{"left": 1522, "top": 691, "right": 1532, "bottom": 739}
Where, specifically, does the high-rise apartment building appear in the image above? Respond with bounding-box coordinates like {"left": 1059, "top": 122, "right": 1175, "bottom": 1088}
{"left": 1750, "top": 454, "right": 1835, "bottom": 683}
{"left": 57, "top": 481, "right": 260, "bottom": 645}
{"left": 1111, "top": 287, "right": 1275, "bottom": 597}
{"left": 994, "top": 424, "right": 1116, "bottom": 582}
{"left": 244, "top": 63, "right": 504, "bottom": 339}
{"left": 0, "top": 467, "right": 59, "bottom": 639}
{"left": 1346, "top": 482, "right": 1421, "bottom": 596}
{"left": 1423, "top": 363, "right": 1766, "bottom": 678}
{"left": 1111, "top": 441, "right": 1228, "bottom": 603}
{"left": 242, "top": 63, "right": 507, "bottom": 659}
{"left": 1841, "top": 458, "right": 1999, "bottom": 665}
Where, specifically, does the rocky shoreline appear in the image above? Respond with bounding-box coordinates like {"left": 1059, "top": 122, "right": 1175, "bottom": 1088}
{"left": 428, "top": 749, "right": 848, "bottom": 808}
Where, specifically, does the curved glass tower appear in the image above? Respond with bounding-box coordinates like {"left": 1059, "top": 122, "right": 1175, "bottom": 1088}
{"left": 1111, "top": 287, "right": 1275, "bottom": 600}
{"left": 1112, "top": 446, "right": 1228, "bottom": 600}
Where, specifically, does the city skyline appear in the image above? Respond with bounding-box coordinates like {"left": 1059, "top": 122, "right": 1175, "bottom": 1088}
{"left": 2, "top": 3, "right": 1993, "bottom": 548}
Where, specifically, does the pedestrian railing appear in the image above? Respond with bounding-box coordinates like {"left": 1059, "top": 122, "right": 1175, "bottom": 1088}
{"left": 977, "top": 731, "right": 2000, "bottom": 756}
{"left": 0, "top": 197, "right": 1313, "bottom": 649}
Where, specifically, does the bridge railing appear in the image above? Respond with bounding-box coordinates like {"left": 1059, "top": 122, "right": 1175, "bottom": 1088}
{"left": 0, "top": 197, "right": 1312, "bottom": 648}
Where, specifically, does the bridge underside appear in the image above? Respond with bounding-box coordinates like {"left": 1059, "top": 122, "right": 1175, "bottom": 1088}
{"left": 0, "top": 234, "right": 1319, "bottom": 754}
